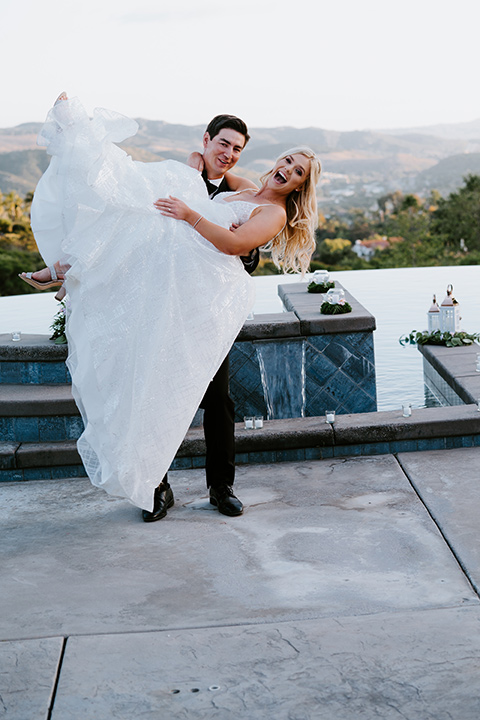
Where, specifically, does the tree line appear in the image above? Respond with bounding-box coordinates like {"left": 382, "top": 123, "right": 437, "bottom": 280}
{"left": 307, "top": 174, "right": 480, "bottom": 273}
{"left": 0, "top": 191, "right": 44, "bottom": 296}
{"left": 2, "top": 175, "right": 480, "bottom": 295}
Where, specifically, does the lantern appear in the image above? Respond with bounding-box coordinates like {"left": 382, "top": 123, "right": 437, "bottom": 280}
{"left": 439, "top": 284, "right": 461, "bottom": 333}
{"left": 427, "top": 294, "right": 440, "bottom": 332}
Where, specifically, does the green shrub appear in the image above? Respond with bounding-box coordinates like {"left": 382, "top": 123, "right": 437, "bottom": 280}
{"left": 0, "top": 249, "right": 44, "bottom": 296}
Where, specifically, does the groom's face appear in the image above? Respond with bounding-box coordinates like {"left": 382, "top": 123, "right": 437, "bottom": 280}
{"left": 202, "top": 128, "right": 246, "bottom": 179}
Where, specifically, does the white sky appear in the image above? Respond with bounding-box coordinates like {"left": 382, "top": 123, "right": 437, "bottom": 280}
{"left": 2, "top": 0, "right": 479, "bottom": 132}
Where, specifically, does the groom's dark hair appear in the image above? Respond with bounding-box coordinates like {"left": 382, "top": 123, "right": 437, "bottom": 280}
{"left": 205, "top": 114, "right": 250, "bottom": 145}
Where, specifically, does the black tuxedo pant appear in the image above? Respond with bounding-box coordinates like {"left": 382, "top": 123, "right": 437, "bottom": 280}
{"left": 198, "top": 355, "right": 235, "bottom": 488}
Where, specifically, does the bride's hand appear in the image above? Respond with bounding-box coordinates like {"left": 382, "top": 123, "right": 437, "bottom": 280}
{"left": 154, "top": 196, "right": 191, "bottom": 222}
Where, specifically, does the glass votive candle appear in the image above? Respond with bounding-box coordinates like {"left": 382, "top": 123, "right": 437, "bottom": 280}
{"left": 325, "top": 410, "right": 335, "bottom": 424}
{"left": 11, "top": 331, "right": 21, "bottom": 342}
{"left": 476, "top": 353, "right": 480, "bottom": 372}
{"left": 254, "top": 416, "right": 264, "bottom": 429}
{"left": 477, "top": 398, "right": 480, "bottom": 412}
{"left": 244, "top": 416, "right": 254, "bottom": 430}
{"left": 325, "top": 288, "right": 340, "bottom": 304}
{"left": 402, "top": 403, "right": 412, "bottom": 418}
{"left": 312, "top": 270, "right": 330, "bottom": 284}
{"left": 325, "top": 288, "right": 345, "bottom": 305}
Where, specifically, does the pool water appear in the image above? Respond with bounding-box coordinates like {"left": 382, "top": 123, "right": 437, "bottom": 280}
{"left": 252, "top": 265, "right": 480, "bottom": 411}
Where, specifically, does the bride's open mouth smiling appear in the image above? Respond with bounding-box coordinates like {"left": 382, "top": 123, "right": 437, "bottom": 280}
{"left": 274, "top": 170, "right": 287, "bottom": 184}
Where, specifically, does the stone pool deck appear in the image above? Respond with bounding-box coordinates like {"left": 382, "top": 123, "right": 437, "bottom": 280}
{"left": 3, "top": 446, "right": 480, "bottom": 719}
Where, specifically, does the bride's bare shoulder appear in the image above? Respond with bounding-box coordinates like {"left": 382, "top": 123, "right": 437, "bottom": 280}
{"left": 221, "top": 188, "right": 257, "bottom": 203}
{"left": 249, "top": 203, "right": 286, "bottom": 226}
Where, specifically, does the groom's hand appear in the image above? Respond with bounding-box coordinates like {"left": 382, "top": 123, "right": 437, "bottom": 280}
{"left": 187, "top": 152, "right": 205, "bottom": 172}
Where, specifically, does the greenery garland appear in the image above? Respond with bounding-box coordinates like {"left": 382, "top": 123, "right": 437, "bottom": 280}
{"left": 308, "top": 280, "right": 335, "bottom": 293}
{"left": 399, "top": 330, "right": 480, "bottom": 347}
{"left": 320, "top": 301, "right": 352, "bottom": 315}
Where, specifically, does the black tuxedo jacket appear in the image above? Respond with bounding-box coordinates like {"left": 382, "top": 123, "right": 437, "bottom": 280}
{"left": 201, "top": 169, "right": 259, "bottom": 274}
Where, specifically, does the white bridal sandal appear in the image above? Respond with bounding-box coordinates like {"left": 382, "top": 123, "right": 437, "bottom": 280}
{"left": 19, "top": 265, "right": 66, "bottom": 301}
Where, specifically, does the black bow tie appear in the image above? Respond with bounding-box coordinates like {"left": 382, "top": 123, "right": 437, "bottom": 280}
{"left": 202, "top": 169, "right": 225, "bottom": 198}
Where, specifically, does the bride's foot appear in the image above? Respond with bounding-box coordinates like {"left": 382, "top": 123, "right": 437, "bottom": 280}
{"left": 20, "top": 267, "right": 59, "bottom": 284}
{"left": 54, "top": 92, "right": 68, "bottom": 105}
{"left": 19, "top": 262, "right": 69, "bottom": 294}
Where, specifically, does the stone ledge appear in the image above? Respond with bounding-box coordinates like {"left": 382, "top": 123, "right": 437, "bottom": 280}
{"left": 0, "top": 442, "right": 20, "bottom": 469}
{"left": 1, "top": 313, "right": 304, "bottom": 360}
{"left": 16, "top": 441, "right": 81, "bottom": 468}
{"left": 278, "top": 282, "right": 376, "bottom": 335}
{"left": 177, "top": 417, "right": 335, "bottom": 457}
{"left": 0, "top": 334, "right": 68, "bottom": 361}
{"left": 236, "top": 312, "right": 300, "bottom": 340}
{"left": 0, "top": 384, "right": 78, "bottom": 416}
{"left": 178, "top": 404, "right": 480, "bottom": 457}
{"left": 331, "top": 404, "right": 480, "bottom": 445}
{"left": 419, "top": 343, "right": 480, "bottom": 404}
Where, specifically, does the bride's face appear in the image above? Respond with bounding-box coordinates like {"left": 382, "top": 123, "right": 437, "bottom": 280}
{"left": 267, "top": 153, "right": 311, "bottom": 194}
{"left": 202, "top": 128, "right": 246, "bottom": 179}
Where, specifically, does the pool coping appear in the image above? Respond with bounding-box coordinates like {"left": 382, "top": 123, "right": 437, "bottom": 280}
{"left": 0, "top": 280, "right": 377, "bottom": 356}
{"left": 418, "top": 342, "right": 480, "bottom": 405}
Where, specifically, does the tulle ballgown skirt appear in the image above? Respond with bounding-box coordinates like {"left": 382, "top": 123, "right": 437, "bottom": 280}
{"left": 31, "top": 98, "right": 255, "bottom": 510}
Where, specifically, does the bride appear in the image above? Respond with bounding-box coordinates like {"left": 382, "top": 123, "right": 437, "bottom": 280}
{"left": 27, "top": 94, "right": 321, "bottom": 513}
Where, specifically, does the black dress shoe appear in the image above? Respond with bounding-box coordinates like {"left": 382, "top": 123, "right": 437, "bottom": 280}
{"left": 142, "top": 480, "right": 174, "bottom": 522}
{"left": 209, "top": 485, "right": 243, "bottom": 516}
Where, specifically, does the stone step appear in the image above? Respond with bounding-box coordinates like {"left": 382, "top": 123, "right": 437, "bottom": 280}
{"left": 1, "top": 440, "right": 86, "bottom": 482}
{"left": 0, "top": 384, "right": 83, "bottom": 442}
{"left": 3, "top": 405, "right": 480, "bottom": 484}
{"left": 0, "top": 383, "right": 78, "bottom": 414}
{"left": 0, "top": 334, "right": 69, "bottom": 385}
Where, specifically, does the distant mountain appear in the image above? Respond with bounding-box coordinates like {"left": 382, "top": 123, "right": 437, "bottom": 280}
{"left": 0, "top": 149, "right": 49, "bottom": 195}
{"left": 415, "top": 153, "right": 480, "bottom": 193}
{"left": 376, "top": 118, "right": 480, "bottom": 141}
{"left": 2, "top": 117, "right": 480, "bottom": 207}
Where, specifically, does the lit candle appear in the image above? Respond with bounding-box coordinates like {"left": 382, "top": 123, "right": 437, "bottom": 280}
{"left": 244, "top": 417, "right": 254, "bottom": 429}
{"left": 326, "top": 411, "right": 335, "bottom": 424}
{"left": 254, "top": 416, "right": 264, "bottom": 429}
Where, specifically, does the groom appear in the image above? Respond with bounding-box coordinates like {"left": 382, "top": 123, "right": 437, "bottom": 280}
{"left": 143, "top": 114, "right": 258, "bottom": 523}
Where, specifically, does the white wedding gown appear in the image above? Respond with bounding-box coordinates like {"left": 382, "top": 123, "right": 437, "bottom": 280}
{"left": 31, "top": 98, "right": 255, "bottom": 510}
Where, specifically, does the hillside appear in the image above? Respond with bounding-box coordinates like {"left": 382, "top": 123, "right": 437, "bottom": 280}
{"left": 0, "top": 149, "right": 50, "bottom": 195}
{"left": 414, "top": 153, "right": 480, "bottom": 194}
{"left": 2, "top": 116, "right": 480, "bottom": 209}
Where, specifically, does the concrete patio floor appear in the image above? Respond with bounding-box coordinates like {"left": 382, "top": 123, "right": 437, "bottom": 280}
{"left": 2, "top": 447, "right": 480, "bottom": 719}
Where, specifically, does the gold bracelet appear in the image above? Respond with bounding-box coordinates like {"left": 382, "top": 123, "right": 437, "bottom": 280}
{"left": 192, "top": 215, "right": 203, "bottom": 229}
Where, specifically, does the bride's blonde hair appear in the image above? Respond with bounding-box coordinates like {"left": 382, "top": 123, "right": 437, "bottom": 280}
{"left": 261, "top": 147, "right": 321, "bottom": 274}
